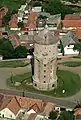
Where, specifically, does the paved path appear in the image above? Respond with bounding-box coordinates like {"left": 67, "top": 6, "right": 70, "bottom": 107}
{"left": 0, "top": 65, "right": 31, "bottom": 89}
{"left": 0, "top": 88, "right": 77, "bottom": 109}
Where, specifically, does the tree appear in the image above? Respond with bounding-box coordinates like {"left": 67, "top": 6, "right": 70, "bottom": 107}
{"left": 42, "top": 0, "right": 74, "bottom": 19}
{"left": 59, "top": 110, "right": 74, "bottom": 120}
{"left": 13, "top": 45, "right": 28, "bottom": 58}
{"left": 49, "top": 111, "right": 57, "bottom": 120}
{"left": 0, "top": 37, "right": 14, "bottom": 59}
{"left": 2, "top": 11, "right": 12, "bottom": 27}
{"left": 58, "top": 40, "right": 64, "bottom": 56}
{"left": 18, "top": 21, "right": 24, "bottom": 28}
{"left": 73, "top": 43, "right": 81, "bottom": 55}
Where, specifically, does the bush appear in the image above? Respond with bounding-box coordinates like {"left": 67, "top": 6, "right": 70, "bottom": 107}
{"left": 61, "top": 61, "right": 81, "bottom": 67}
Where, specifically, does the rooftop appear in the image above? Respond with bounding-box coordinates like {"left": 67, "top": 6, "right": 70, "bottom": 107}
{"left": 64, "top": 14, "right": 81, "bottom": 20}
{"left": 34, "top": 26, "right": 59, "bottom": 45}
{"left": 63, "top": 20, "right": 81, "bottom": 27}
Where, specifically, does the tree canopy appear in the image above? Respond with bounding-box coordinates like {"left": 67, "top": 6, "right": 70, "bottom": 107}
{"left": 18, "top": 21, "right": 24, "bottom": 28}
{"left": 59, "top": 110, "right": 74, "bottom": 120}
{"left": 0, "top": 38, "right": 28, "bottom": 59}
{"left": 73, "top": 43, "right": 81, "bottom": 55}
{"left": 49, "top": 111, "right": 57, "bottom": 120}
{"left": 0, "top": 37, "right": 14, "bottom": 59}
{"left": 42, "top": 0, "right": 77, "bottom": 19}
{"left": 13, "top": 45, "right": 28, "bottom": 58}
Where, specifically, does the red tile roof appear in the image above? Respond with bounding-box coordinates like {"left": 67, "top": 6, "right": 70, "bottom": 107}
{"left": 28, "top": 12, "right": 37, "bottom": 24}
{"left": 28, "top": 113, "right": 37, "bottom": 120}
{"left": 64, "top": 14, "right": 81, "bottom": 20}
{"left": 26, "top": 12, "right": 37, "bottom": 30}
{"left": 63, "top": 20, "right": 81, "bottom": 27}
{"left": 0, "top": 7, "right": 8, "bottom": 19}
{"left": 74, "top": 29, "right": 81, "bottom": 39}
{"left": 6, "top": 97, "right": 21, "bottom": 115}
{"left": 16, "top": 96, "right": 45, "bottom": 112}
{"left": 74, "top": 108, "right": 81, "bottom": 116}
{"left": 0, "top": 96, "right": 20, "bottom": 115}
{"left": 8, "top": 14, "right": 18, "bottom": 28}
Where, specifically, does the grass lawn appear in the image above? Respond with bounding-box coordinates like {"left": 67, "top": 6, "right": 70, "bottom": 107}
{"left": 0, "top": 60, "right": 29, "bottom": 68}
{"left": 72, "top": 55, "right": 81, "bottom": 59}
{"left": 7, "top": 72, "right": 32, "bottom": 87}
{"left": 60, "top": 61, "right": 81, "bottom": 67}
{"left": 7, "top": 70, "right": 81, "bottom": 97}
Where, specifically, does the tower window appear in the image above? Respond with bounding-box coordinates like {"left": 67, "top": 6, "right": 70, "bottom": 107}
{"left": 35, "top": 84, "right": 37, "bottom": 87}
{"left": 43, "top": 81, "right": 46, "bottom": 83}
{"left": 52, "top": 84, "right": 54, "bottom": 87}
{"left": 44, "top": 70, "right": 46, "bottom": 72}
{"left": 44, "top": 75, "right": 46, "bottom": 78}
{"left": 44, "top": 64, "right": 46, "bottom": 67}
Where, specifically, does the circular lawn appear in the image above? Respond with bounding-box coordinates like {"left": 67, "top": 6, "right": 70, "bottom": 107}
{"left": 7, "top": 70, "right": 81, "bottom": 97}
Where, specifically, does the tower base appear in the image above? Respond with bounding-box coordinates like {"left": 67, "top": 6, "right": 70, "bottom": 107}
{"left": 33, "top": 77, "right": 57, "bottom": 91}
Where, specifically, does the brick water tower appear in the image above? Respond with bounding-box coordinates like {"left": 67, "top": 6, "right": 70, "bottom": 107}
{"left": 33, "top": 27, "right": 59, "bottom": 90}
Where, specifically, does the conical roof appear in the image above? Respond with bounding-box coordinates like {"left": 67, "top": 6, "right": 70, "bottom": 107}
{"left": 34, "top": 26, "right": 59, "bottom": 45}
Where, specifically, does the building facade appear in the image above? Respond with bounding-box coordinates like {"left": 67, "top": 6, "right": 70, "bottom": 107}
{"left": 33, "top": 27, "right": 59, "bottom": 90}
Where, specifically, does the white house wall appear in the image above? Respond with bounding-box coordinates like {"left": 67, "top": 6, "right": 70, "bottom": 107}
{"left": 64, "top": 45, "right": 79, "bottom": 55}
{"left": 0, "top": 108, "right": 16, "bottom": 119}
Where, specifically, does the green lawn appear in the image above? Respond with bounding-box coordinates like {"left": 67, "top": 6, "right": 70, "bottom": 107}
{"left": 72, "top": 56, "right": 81, "bottom": 59}
{"left": 0, "top": 60, "right": 29, "bottom": 68}
{"left": 7, "top": 72, "right": 32, "bottom": 87}
{"left": 7, "top": 70, "right": 81, "bottom": 97}
{"left": 60, "top": 61, "right": 81, "bottom": 67}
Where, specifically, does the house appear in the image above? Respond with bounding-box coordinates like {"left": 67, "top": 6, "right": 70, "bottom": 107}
{"left": 8, "top": 33, "right": 21, "bottom": 48}
{"left": 19, "top": 33, "right": 34, "bottom": 49}
{"left": 59, "top": 31, "right": 79, "bottom": 55}
{"left": 24, "top": 11, "right": 37, "bottom": 31}
{"left": 74, "top": 108, "right": 81, "bottom": 120}
{"left": 63, "top": 14, "right": 81, "bottom": 30}
{"left": 0, "top": 7, "right": 8, "bottom": 27}
{"left": 28, "top": 113, "right": 48, "bottom": 120}
{"left": 64, "top": 14, "right": 81, "bottom": 20}
{"left": 73, "top": 29, "right": 81, "bottom": 41}
{"left": 18, "top": 4, "right": 27, "bottom": 22}
{"left": 43, "top": 102, "right": 55, "bottom": 117}
{"left": 32, "top": 6, "right": 42, "bottom": 13}
{"left": 37, "top": 13, "right": 61, "bottom": 30}
{"left": 9, "top": 14, "right": 20, "bottom": 30}
{"left": 46, "top": 14, "right": 61, "bottom": 30}
{"left": 27, "top": 113, "right": 38, "bottom": 120}
{"left": 15, "top": 96, "right": 45, "bottom": 111}
{"left": 0, "top": 95, "right": 21, "bottom": 119}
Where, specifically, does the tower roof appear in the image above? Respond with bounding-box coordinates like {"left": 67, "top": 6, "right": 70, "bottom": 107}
{"left": 34, "top": 26, "right": 59, "bottom": 45}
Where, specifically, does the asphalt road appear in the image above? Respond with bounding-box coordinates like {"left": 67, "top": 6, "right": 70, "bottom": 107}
{"left": 0, "top": 88, "right": 77, "bottom": 109}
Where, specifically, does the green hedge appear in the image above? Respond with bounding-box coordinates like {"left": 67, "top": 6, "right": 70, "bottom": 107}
{"left": 61, "top": 61, "right": 81, "bottom": 67}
